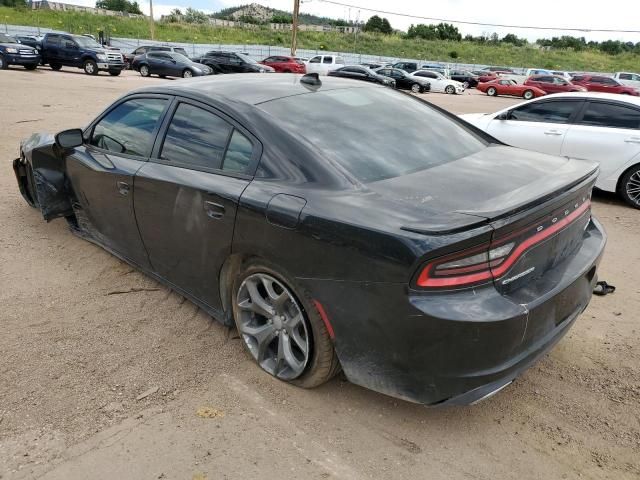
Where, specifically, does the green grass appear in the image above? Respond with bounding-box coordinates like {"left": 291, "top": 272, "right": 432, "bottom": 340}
{"left": 2, "top": 6, "right": 639, "bottom": 71}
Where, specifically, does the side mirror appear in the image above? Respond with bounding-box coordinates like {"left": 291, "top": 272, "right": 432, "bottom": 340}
{"left": 496, "top": 112, "right": 510, "bottom": 120}
{"left": 171, "top": 59, "right": 177, "bottom": 64}
{"left": 55, "top": 128, "right": 83, "bottom": 149}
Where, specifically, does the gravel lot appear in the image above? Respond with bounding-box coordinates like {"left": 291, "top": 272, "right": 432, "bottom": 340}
{"left": 1, "top": 68, "right": 639, "bottom": 480}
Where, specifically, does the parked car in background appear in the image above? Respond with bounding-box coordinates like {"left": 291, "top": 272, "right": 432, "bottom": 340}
{"left": 191, "top": 51, "right": 274, "bottom": 74}
{"left": 478, "top": 78, "right": 546, "bottom": 99}
{"left": 13, "top": 74, "right": 605, "bottom": 406}
{"left": 571, "top": 75, "right": 639, "bottom": 96}
{"left": 123, "top": 45, "right": 191, "bottom": 69}
{"left": 524, "top": 75, "right": 587, "bottom": 94}
{"left": 328, "top": 65, "right": 395, "bottom": 86}
{"left": 392, "top": 61, "right": 422, "bottom": 73}
{"left": 460, "top": 92, "right": 640, "bottom": 207}
{"left": 305, "top": 54, "right": 345, "bottom": 75}
{"left": 613, "top": 72, "right": 640, "bottom": 90}
{"left": 450, "top": 70, "right": 479, "bottom": 88}
{"left": 374, "top": 66, "right": 430, "bottom": 93}
{"left": 294, "top": 56, "right": 309, "bottom": 63}
{"left": 40, "top": 33, "right": 124, "bottom": 75}
{"left": 13, "top": 35, "right": 42, "bottom": 50}
{"left": 360, "top": 62, "right": 385, "bottom": 69}
{"left": 483, "top": 66, "right": 515, "bottom": 73}
{"left": 552, "top": 71, "right": 573, "bottom": 81}
{"left": 472, "top": 70, "right": 499, "bottom": 83}
{"left": 411, "top": 70, "right": 464, "bottom": 94}
{"left": 0, "top": 33, "right": 40, "bottom": 70}
{"left": 260, "top": 55, "right": 306, "bottom": 73}
{"left": 132, "top": 51, "right": 211, "bottom": 78}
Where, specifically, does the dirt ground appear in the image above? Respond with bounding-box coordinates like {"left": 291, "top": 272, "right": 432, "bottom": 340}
{"left": 0, "top": 68, "right": 639, "bottom": 480}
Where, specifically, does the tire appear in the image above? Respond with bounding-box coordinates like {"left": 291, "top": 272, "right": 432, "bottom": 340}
{"left": 139, "top": 64, "right": 150, "bottom": 77}
{"left": 83, "top": 59, "right": 98, "bottom": 75}
{"left": 108, "top": 69, "right": 121, "bottom": 76}
{"left": 618, "top": 165, "right": 640, "bottom": 209}
{"left": 410, "top": 82, "right": 422, "bottom": 93}
{"left": 182, "top": 69, "right": 193, "bottom": 78}
{"left": 49, "top": 62, "right": 62, "bottom": 71}
{"left": 231, "top": 260, "right": 340, "bottom": 388}
{"left": 0, "top": 54, "right": 7, "bottom": 70}
{"left": 159, "top": 74, "right": 166, "bottom": 78}
{"left": 445, "top": 85, "right": 456, "bottom": 94}
{"left": 487, "top": 87, "right": 497, "bottom": 96}
{"left": 523, "top": 89, "right": 535, "bottom": 100}
{"left": 462, "top": 81, "right": 470, "bottom": 89}
{"left": 24, "top": 64, "right": 38, "bottom": 70}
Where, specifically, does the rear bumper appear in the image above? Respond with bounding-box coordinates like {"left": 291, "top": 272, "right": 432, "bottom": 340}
{"left": 301, "top": 217, "right": 606, "bottom": 405}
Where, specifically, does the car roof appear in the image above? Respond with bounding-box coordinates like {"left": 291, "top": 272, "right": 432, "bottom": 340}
{"left": 132, "top": 73, "right": 377, "bottom": 105}
{"left": 534, "top": 92, "right": 640, "bottom": 106}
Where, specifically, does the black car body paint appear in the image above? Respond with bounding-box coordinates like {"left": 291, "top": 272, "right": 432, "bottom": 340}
{"left": 13, "top": 75, "right": 606, "bottom": 405}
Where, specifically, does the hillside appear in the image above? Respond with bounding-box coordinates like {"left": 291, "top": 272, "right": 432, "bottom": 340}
{"left": 2, "top": 7, "right": 639, "bottom": 71}
{"left": 211, "top": 2, "right": 352, "bottom": 26}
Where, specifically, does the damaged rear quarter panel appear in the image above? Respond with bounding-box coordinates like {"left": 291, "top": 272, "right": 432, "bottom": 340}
{"left": 18, "top": 133, "right": 74, "bottom": 222}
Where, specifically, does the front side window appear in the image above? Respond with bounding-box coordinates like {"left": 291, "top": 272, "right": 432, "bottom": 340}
{"left": 90, "top": 98, "right": 167, "bottom": 157}
{"left": 508, "top": 100, "right": 579, "bottom": 124}
{"left": 160, "top": 103, "right": 232, "bottom": 170}
{"left": 578, "top": 103, "right": 640, "bottom": 130}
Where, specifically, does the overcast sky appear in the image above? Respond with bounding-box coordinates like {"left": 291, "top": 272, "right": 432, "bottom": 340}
{"left": 77, "top": 0, "right": 640, "bottom": 43}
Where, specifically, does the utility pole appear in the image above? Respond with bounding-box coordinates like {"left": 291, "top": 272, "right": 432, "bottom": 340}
{"left": 291, "top": 0, "right": 300, "bottom": 56}
{"left": 149, "top": 0, "right": 155, "bottom": 40}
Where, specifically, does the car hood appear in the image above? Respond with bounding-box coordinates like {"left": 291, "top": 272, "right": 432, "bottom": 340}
{"left": 1, "top": 42, "right": 36, "bottom": 51}
{"left": 359, "top": 145, "right": 598, "bottom": 231}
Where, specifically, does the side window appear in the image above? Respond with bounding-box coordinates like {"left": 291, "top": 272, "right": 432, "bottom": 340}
{"left": 133, "top": 47, "right": 146, "bottom": 55}
{"left": 572, "top": 76, "right": 584, "bottom": 82}
{"left": 619, "top": 73, "right": 632, "bottom": 80}
{"left": 602, "top": 78, "right": 617, "bottom": 85}
{"left": 160, "top": 103, "right": 232, "bottom": 170}
{"left": 578, "top": 103, "right": 640, "bottom": 129}
{"left": 90, "top": 98, "right": 167, "bottom": 157}
{"left": 508, "top": 101, "right": 579, "bottom": 124}
{"left": 222, "top": 130, "right": 254, "bottom": 174}
{"left": 263, "top": 56, "right": 275, "bottom": 63}
{"left": 309, "top": 56, "right": 321, "bottom": 63}
{"left": 47, "top": 35, "right": 60, "bottom": 47}
{"left": 322, "top": 56, "right": 333, "bottom": 64}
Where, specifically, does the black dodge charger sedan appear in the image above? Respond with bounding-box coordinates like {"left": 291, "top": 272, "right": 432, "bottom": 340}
{"left": 13, "top": 74, "right": 606, "bottom": 405}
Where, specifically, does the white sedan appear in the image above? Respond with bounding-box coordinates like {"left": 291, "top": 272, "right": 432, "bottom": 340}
{"left": 460, "top": 92, "right": 640, "bottom": 208}
{"left": 410, "top": 70, "right": 465, "bottom": 94}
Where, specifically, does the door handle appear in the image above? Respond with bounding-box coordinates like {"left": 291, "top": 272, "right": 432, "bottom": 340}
{"left": 116, "top": 181, "right": 130, "bottom": 196}
{"left": 204, "top": 200, "right": 225, "bottom": 219}
{"left": 544, "top": 130, "right": 563, "bottom": 136}
{"left": 624, "top": 137, "right": 640, "bottom": 144}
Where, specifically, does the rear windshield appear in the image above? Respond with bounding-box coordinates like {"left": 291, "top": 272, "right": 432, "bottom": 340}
{"left": 258, "top": 87, "right": 486, "bottom": 182}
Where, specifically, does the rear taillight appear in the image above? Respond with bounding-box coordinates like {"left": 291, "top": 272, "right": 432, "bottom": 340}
{"left": 416, "top": 199, "right": 591, "bottom": 289}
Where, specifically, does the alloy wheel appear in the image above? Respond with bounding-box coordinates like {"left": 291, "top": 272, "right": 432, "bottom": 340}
{"left": 446, "top": 85, "right": 456, "bottom": 94}
{"left": 140, "top": 65, "right": 149, "bottom": 77}
{"left": 183, "top": 69, "right": 193, "bottom": 78}
{"left": 0, "top": 56, "right": 5, "bottom": 69}
{"left": 625, "top": 171, "right": 640, "bottom": 207}
{"left": 411, "top": 83, "right": 421, "bottom": 93}
{"left": 236, "top": 273, "right": 310, "bottom": 380}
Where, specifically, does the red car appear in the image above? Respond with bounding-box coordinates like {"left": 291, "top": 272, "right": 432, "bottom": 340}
{"left": 477, "top": 78, "right": 546, "bottom": 100}
{"left": 472, "top": 70, "right": 498, "bottom": 83}
{"left": 570, "top": 74, "right": 639, "bottom": 96}
{"left": 524, "top": 75, "right": 587, "bottom": 94}
{"left": 260, "top": 55, "right": 306, "bottom": 74}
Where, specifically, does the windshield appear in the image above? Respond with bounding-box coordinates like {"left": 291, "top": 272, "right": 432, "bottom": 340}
{"left": 0, "top": 33, "right": 18, "bottom": 44}
{"left": 236, "top": 52, "right": 258, "bottom": 64}
{"left": 259, "top": 87, "right": 486, "bottom": 183}
{"left": 74, "top": 36, "right": 103, "bottom": 49}
{"left": 174, "top": 47, "right": 188, "bottom": 56}
{"left": 168, "top": 52, "right": 191, "bottom": 62}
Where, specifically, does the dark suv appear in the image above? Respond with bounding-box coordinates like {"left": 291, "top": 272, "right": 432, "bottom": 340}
{"left": 124, "top": 45, "right": 190, "bottom": 69}
{"left": 0, "top": 33, "right": 40, "bottom": 70}
{"left": 191, "top": 51, "right": 274, "bottom": 74}
{"left": 40, "top": 33, "right": 124, "bottom": 75}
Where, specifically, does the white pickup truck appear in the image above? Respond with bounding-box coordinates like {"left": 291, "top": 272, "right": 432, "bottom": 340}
{"left": 613, "top": 72, "right": 640, "bottom": 89}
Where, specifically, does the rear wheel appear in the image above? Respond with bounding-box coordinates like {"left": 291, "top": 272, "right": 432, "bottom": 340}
{"left": 619, "top": 165, "right": 640, "bottom": 209}
{"left": 0, "top": 54, "right": 7, "bottom": 70}
{"left": 462, "top": 81, "right": 470, "bottom": 89}
{"left": 139, "top": 64, "right": 150, "bottom": 77}
{"left": 523, "top": 89, "right": 535, "bottom": 100}
{"left": 232, "top": 261, "right": 340, "bottom": 388}
{"left": 445, "top": 85, "right": 456, "bottom": 94}
{"left": 108, "top": 69, "right": 121, "bottom": 76}
{"left": 24, "top": 63, "right": 38, "bottom": 70}
{"left": 49, "top": 63, "right": 62, "bottom": 71}
{"left": 411, "top": 82, "right": 422, "bottom": 93}
{"left": 487, "top": 87, "right": 497, "bottom": 96}
{"left": 182, "top": 69, "right": 193, "bottom": 78}
{"left": 83, "top": 59, "right": 98, "bottom": 75}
